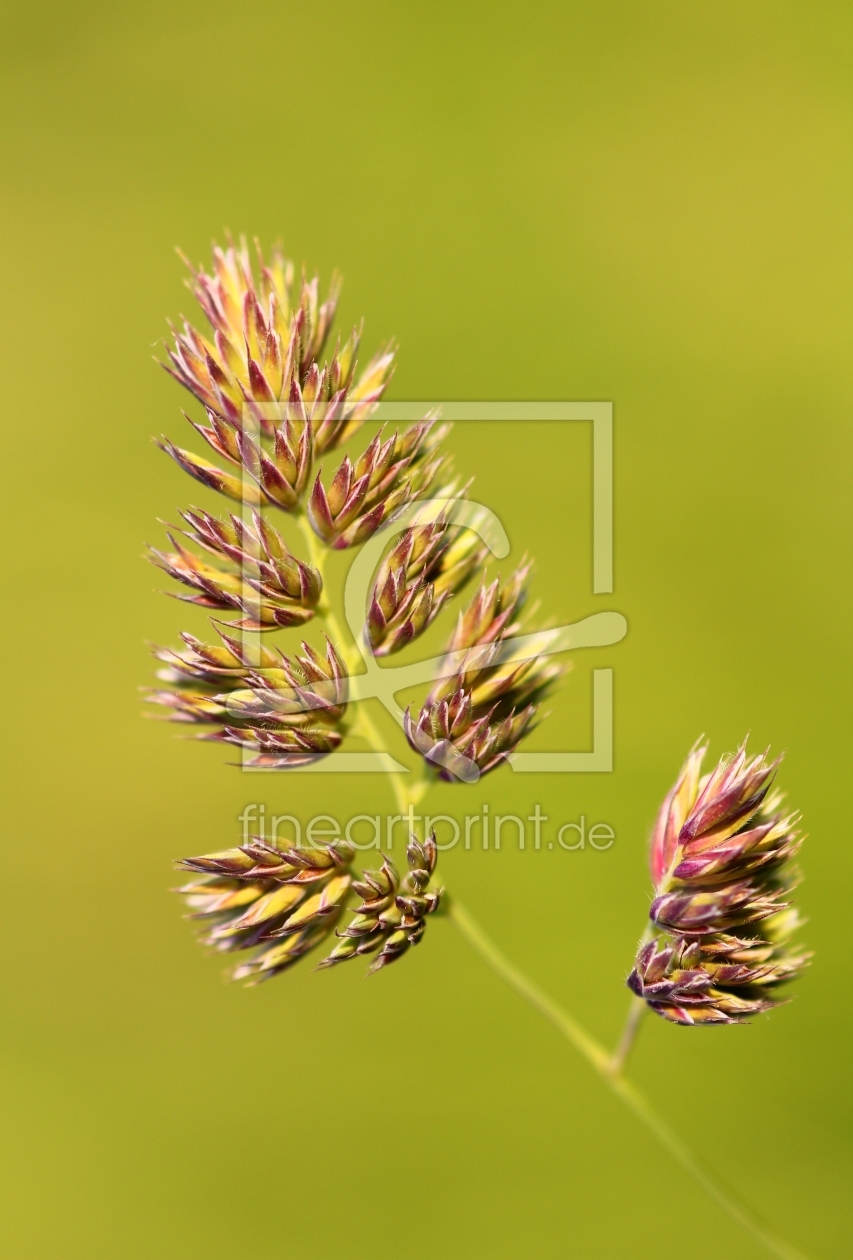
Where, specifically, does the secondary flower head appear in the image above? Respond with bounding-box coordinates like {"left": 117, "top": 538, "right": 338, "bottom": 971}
{"left": 404, "top": 685, "right": 538, "bottom": 783}
{"left": 148, "top": 508, "right": 321, "bottom": 630}
{"left": 627, "top": 741, "right": 810, "bottom": 1025}
{"left": 307, "top": 418, "right": 449, "bottom": 548}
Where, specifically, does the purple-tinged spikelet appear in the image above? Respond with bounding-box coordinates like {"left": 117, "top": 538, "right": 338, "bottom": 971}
{"left": 307, "top": 418, "right": 449, "bottom": 548}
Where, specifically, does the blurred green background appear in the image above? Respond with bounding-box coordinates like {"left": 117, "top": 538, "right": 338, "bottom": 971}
{"left": 1, "top": 2, "right": 850, "bottom": 1257}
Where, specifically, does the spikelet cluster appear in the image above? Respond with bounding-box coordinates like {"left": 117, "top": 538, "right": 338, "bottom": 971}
{"left": 627, "top": 742, "right": 810, "bottom": 1025}
{"left": 176, "top": 832, "right": 441, "bottom": 982}
{"left": 149, "top": 508, "right": 321, "bottom": 630}
{"left": 164, "top": 236, "right": 391, "bottom": 447}
{"left": 156, "top": 236, "right": 450, "bottom": 554}
{"left": 307, "top": 418, "right": 448, "bottom": 549}
{"left": 150, "top": 633, "right": 348, "bottom": 767}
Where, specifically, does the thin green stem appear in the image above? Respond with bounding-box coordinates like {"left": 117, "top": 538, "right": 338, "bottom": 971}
{"left": 448, "top": 899, "right": 611, "bottom": 1072}
{"left": 448, "top": 900, "right": 812, "bottom": 1260}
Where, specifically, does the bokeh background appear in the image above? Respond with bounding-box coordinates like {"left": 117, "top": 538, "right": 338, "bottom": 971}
{"left": 1, "top": 3, "right": 850, "bottom": 1257}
